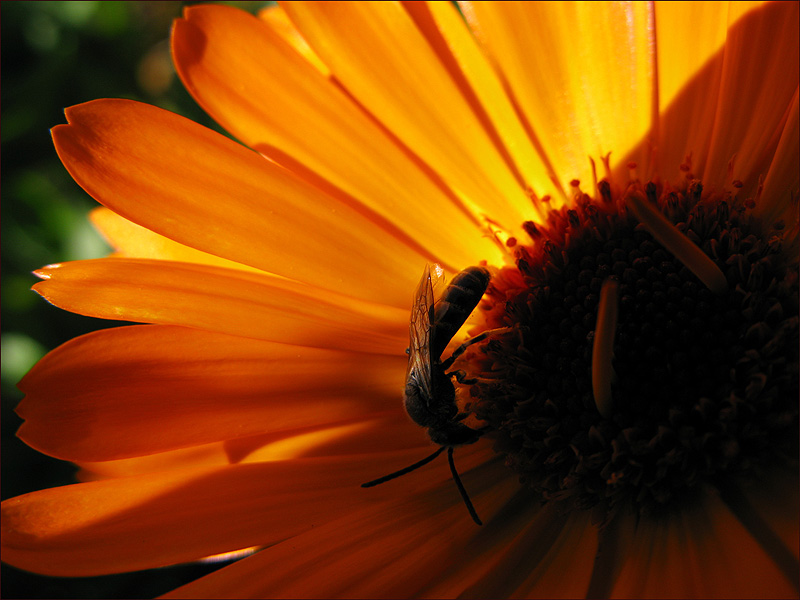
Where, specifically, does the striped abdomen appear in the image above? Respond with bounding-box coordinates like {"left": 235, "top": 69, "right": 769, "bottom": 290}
{"left": 431, "top": 266, "right": 491, "bottom": 360}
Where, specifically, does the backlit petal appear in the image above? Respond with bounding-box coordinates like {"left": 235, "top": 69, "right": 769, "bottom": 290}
{"left": 257, "top": 4, "right": 329, "bottom": 75}
{"left": 162, "top": 452, "right": 514, "bottom": 599}
{"left": 612, "top": 487, "right": 798, "bottom": 598}
{"left": 76, "top": 414, "right": 420, "bottom": 481}
{"left": 404, "top": 1, "right": 551, "bottom": 212}
{"left": 702, "top": 1, "right": 799, "bottom": 191}
{"left": 460, "top": 1, "right": 655, "bottom": 194}
{"left": 654, "top": 2, "right": 761, "bottom": 114}
{"left": 1, "top": 455, "right": 428, "bottom": 577}
{"left": 282, "top": 1, "right": 531, "bottom": 231}
{"left": 17, "top": 325, "right": 406, "bottom": 461}
{"left": 171, "top": 4, "right": 503, "bottom": 269}
{"left": 90, "top": 207, "right": 262, "bottom": 273}
{"left": 757, "top": 87, "right": 800, "bottom": 230}
{"left": 52, "top": 98, "right": 428, "bottom": 307}
{"left": 33, "top": 258, "right": 406, "bottom": 353}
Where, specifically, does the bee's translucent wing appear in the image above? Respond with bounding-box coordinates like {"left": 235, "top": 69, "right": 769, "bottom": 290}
{"left": 406, "top": 264, "right": 435, "bottom": 401}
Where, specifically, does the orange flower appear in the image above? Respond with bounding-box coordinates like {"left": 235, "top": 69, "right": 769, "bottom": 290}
{"left": 3, "top": 2, "right": 798, "bottom": 598}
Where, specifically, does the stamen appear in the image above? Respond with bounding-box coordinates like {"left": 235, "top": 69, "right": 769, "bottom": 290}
{"left": 627, "top": 191, "right": 728, "bottom": 294}
{"left": 592, "top": 278, "right": 619, "bottom": 418}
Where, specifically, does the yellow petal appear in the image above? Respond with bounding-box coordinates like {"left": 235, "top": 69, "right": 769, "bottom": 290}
{"left": 654, "top": 2, "right": 759, "bottom": 113}
{"left": 404, "top": 1, "right": 552, "bottom": 211}
{"left": 33, "top": 258, "right": 406, "bottom": 353}
{"left": 17, "top": 325, "right": 406, "bottom": 461}
{"left": 52, "top": 98, "right": 429, "bottom": 307}
{"left": 460, "top": 1, "right": 655, "bottom": 194}
{"left": 171, "top": 4, "right": 503, "bottom": 269}
{"left": 282, "top": 1, "right": 531, "bottom": 231}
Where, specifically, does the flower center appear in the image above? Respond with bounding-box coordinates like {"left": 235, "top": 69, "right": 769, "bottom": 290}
{"left": 464, "top": 177, "right": 798, "bottom": 518}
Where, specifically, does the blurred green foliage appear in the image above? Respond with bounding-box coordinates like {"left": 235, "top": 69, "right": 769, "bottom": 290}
{"left": 1, "top": 2, "right": 270, "bottom": 597}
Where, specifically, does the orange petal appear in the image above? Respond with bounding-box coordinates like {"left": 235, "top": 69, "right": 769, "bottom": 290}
{"left": 33, "top": 258, "right": 406, "bottom": 353}
{"left": 757, "top": 87, "right": 799, "bottom": 231}
{"left": 403, "top": 1, "right": 551, "bottom": 211}
{"left": 17, "top": 324, "right": 407, "bottom": 461}
{"left": 74, "top": 412, "right": 426, "bottom": 484}
{"left": 421, "top": 498, "right": 593, "bottom": 598}
{"left": 256, "top": 4, "right": 329, "bottom": 75}
{"left": 1, "top": 454, "right": 423, "bottom": 577}
{"left": 735, "top": 468, "right": 800, "bottom": 564}
{"left": 460, "top": 1, "right": 655, "bottom": 193}
{"left": 281, "top": 1, "right": 531, "bottom": 231}
{"left": 654, "top": 2, "right": 762, "bottom": 116}
{"left": 52, "top": 98, "right": 428, "bottom": 307}
{"left": 90, "top": 207, "right": 262, "bottom": 273}
{"left": 702, "top": 1, "right": 799, "bottom": 192}
{"left": 612, "top": 486, "right": 798, "bottom": 598}
{"left": 161, "top": 452, "right": 515, "bottom": 598}
{"left": 76, "top": 442, "right": 233, "bottom": 481}
{"left": 652, "top": 2, "right": 763, "bottom": 180}
{"left": 171, "top": 4, "right": 503, "bottom": 268}
{"left": 76, "top": 414, "right": 421, "bottom": 481}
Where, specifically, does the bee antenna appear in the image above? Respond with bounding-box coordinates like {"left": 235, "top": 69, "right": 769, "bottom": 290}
{"left": 361, "top": 446, "right": 447, "bottom": 487}
{"left": 447, "top": 447, "right": 482, "bottom": 525}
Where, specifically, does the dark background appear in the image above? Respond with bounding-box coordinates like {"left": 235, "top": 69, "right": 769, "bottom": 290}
{"left": 2, "top": 2, "right": 270, "bottom": 597}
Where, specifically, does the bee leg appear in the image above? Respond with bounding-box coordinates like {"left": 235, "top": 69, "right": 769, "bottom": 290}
{"left": 440, "top": 326, "right": 512, "bottom": 370}
{"left": 449, "top": 370, "right": 479, "bottom": 385}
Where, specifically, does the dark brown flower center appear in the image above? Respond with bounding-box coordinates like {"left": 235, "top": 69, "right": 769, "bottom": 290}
{"left": 464, "top": 178, "right": 798, "bottom": 519}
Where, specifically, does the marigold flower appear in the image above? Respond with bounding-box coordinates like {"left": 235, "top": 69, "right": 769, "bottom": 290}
{"left": 3, "top": 2, "right": 798, "bottom": 598}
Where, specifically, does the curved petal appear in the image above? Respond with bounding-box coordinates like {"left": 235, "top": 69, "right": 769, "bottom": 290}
{"left": 17, "top": 325, "right": 407, "bottom": 461}
{"left": 422, "top": 500, "right": 596, "bottom": 598}
{"left": 281, "top": 1, "right": 531, "bottom": 231}
{"left": 52, "top": 98, "right": 428, "bottom": 307}
{"left": 735, "top": 468, "right": 800, "bottom": 564}
{"left": 90, "top": 207, "right": 262, "bottom": 273}
{"left": 161, "top": 453, "right": 517, "bottom": 599}
{"left": 611, "top": 487, "right": 798, "bottom": 598}
{"left": 76, "top": 413, "right": 425, "bottom": 482}
{"left": 654, "top": 2, "right": 763, "bottom": 114}
{"left": 171, "top": 4, "right": 504, "bottom": 269}
{"left": 32, "top": 258, "right": 407, "bottom": 353}
{"left": 701, "top": 1, "right": 799, "bottom": 190}
{"left": 403, "top": 1, "right": 551, "bottom": 212}
{"left": 2, "top": 454, "right": 435, "bottom": 577}
{"left": 257, "top": 4, "right": 329, "bottom": 75}
{"left": 757, "top": 87, "right": 799, "bottom": 232}
{"left": 460, "top": 1, "right": 655, "bottom": 194}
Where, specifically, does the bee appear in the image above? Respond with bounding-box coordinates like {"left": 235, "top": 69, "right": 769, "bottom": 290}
{"left": 362, "top": 264, "right": 503, "bottom": 525}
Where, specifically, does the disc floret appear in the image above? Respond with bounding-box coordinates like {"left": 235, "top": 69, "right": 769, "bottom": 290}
{"left": 465, "top": 177, "right": 799, "bottom": 518}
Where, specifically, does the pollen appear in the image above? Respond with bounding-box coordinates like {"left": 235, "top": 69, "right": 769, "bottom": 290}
{"left": 463, "top": 177, "right": 799, "bottom": 519}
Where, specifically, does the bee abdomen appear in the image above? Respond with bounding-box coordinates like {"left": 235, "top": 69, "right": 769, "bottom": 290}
{"left": 432, "top": 266, "right": 490, "bottom": 359}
